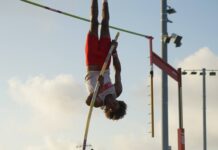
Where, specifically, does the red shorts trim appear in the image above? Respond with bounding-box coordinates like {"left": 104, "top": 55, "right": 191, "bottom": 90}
{"left": 99, "top": 82, "right": 113, "bottom": 93}
{"left": 85, "top": 32, "right": 111, "bottom": 68}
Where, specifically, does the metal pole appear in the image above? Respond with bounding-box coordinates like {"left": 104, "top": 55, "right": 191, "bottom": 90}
{"left": 149, "top": 37, "right": 155, "bottom": 138}
{"left": 202, "top": 68, "right": 207, "bottom": 150}
{"left": 161, "top": 0, "right": 169, "bottom": 150}
{"left": 178, "top": 68, "right": 185, "bottom": 150}
{"left": 150, "top": 69, "right": 155, "bottom": 137}
{"left": 178, "top": 69, "right": 183, "bottom": 129}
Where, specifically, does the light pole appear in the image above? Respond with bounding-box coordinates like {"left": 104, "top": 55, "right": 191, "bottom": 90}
{"left": 161, "top": 1, "right": 182, "bottom": 150}
{"left": 182, "top": 68, "right": 217, "bottom": 150}
{"left": 202, "top": 68, "right": 207, "bottom": 150}
{"left": 161, "top": 1, "right": 169, "bottom": 150}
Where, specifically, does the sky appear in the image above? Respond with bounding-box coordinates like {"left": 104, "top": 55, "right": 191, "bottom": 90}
{"left": 0, "top": 0, "right": 218, "bottom": 150}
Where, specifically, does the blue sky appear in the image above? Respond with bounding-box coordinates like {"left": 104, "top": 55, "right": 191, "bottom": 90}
{"left": 1, "top": 0, "right": 218, "bottom": 150}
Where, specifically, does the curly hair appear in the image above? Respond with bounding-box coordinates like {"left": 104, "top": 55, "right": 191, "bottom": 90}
{"left": 104, "top": 100, "right": 127, "bottom": 120}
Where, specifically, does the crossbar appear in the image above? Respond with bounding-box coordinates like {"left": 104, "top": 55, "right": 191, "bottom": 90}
{"left": 21, "top": 0, "right": 152, "bottom": 38}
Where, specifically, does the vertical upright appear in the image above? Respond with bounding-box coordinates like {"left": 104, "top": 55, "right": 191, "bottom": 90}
{"left": 161, "top": 0, "right": 169, "bottom": 150}
{"left": 149, "top": 37, "right": 155, "bottom": 138}
{"left": 178, "top": 68, "right": 185, "bottom": 150}
{"left": 202, "top": 68, "right": 207, "bottom": 150}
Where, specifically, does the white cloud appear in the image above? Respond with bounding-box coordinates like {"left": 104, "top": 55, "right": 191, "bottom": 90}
{"left": 25, "top": 136, "right": 77, "bottom": 150}
{"left": 8, "top": 74, "right": 87, "bottom": 133}
{"left": 9, "top": 74, "right": 85, "bottom": 116}
{"left": 110, "top": 133, "right": 160, "bottom": 150}
{"left": 178, "top": 47, "right": 218, "bottom": 69}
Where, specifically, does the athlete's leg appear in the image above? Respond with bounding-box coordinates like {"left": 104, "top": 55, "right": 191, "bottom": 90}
{"left": 85, "top": 0, "right": 99, "bottom": 67}
{"left": 90, "top": 0, "right": 99, "bottom": 36}
{"left": 100, "top": 0, "right": 110, "bottom": 38}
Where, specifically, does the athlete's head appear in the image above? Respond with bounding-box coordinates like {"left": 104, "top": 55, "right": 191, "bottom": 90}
{"left": 104, "top": 95, "right": 127, "bottom": 120}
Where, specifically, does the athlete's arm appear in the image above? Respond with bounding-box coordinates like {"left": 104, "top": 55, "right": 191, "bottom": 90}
{"left": 112, "top": 42, "right": 123, "bottom": 97}
{"left": 86, "top": 93, "right": 104, "bottom": 107}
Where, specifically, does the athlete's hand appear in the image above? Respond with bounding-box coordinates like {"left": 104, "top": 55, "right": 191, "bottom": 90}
{"left": 111, "top": 40, "right": 118, "bottom": 54}
{"left": 86, "top": 93, "right": 93, "bottom": 106}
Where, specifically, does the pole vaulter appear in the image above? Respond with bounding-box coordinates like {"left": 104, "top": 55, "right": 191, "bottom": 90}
{"left": 149, "top": 40, "right": 185, "bottom": 150}
{"left": 83, "top": 32, "right": 120, "bottom": 150}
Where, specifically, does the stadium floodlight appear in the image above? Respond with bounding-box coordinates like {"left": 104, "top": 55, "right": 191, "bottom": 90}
{"left": 171, "top": 33, "right": 183, "bottom": 47}
{"left": 167, "top": 6, "right": 176, "bottom": 14}
{"left": 190, "top": 71, "right": 197, "bottom": 75}
{"left": 209, "top": 71, "right": 216, "bottom": 76}
{"left": 182, "top": 71, "right": 187, "bottom": 75}
{"left": 163, "top": 33, "right": 183, "bottom": 47}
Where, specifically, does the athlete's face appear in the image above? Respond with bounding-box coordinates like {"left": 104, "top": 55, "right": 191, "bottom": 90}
{"left": 106, "top": 96, "right": 120, "bottom": 112}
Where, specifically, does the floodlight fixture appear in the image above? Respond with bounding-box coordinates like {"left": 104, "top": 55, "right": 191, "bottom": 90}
{"left": 163, "top": 35, "right": 171, "bottom": 44}
{"left": 209, "top": 71, "right": 216, "bottom": 76}
{"left": 190, "top": 71, "right": 197, "bottom": 75}
{"left": 164, "top": 33, "right": 183, "bottom": 47}
{"left": 171, "top": 33, "right": 183, "bottom": 47}
{"left": 182, "top": 71, "right": 187, "bottom": 75}
{"left": 167, "top": 6, "right": 176, "bottom": 14}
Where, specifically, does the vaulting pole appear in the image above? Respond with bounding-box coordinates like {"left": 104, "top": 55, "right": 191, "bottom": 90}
{"left": 83, "top": 32, "right": 120, "bottom": 150}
